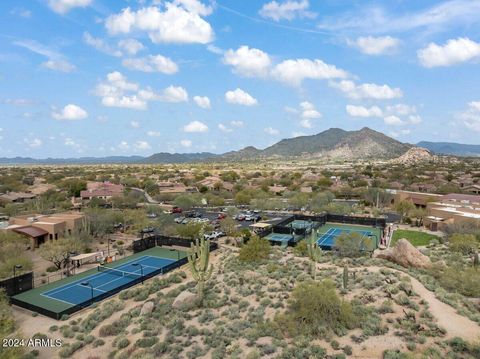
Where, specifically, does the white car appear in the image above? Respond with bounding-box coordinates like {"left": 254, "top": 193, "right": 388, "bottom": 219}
{"left": 174, "top": 216, "right": 185, "bottom": 224}
{"left": 204, "top": 231, "right": 225, "bottom": 240}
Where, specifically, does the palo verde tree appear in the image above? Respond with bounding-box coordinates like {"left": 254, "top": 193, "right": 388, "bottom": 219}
{"left": 187, "top": 232, "right": 213, "bottom": 302}
{"left": 307, "top": 231, "right": 322, "bottom": 280}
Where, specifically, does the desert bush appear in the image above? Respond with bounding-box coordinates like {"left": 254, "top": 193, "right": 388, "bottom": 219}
{"left": 275, "top": 280, "right": 358, "bottom": 337}
{"left": 239, "top": 236, "right": 271, "bottom": 263}
{"left": 448, "top": 234, "right": 478, "bottom": 255}
{"left": 293, "top": 241, "right": 308, "bottom": 257}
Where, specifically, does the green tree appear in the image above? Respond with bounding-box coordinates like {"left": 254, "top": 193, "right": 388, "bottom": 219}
{"left": 173, "top": 195, "right": 196, "bottom": 210}
{"left": 449, "top": 234, "right": 478, "bottom": 255}
{"left": 239, "top": 236, "right": 271, "bottom": 262}
{"left": 394, "top": 200, "right": 415, "bottom": 224}
{"left": 234, "top": 191, "right": 251, "bottom": 205}
{"left": 0, "top": 233, "right": 32, "bottom": 280}
{"left": 38, "top": 237, "right": 86, "bottom": 270}
{"left": 334, "top": 232, "right": 370, "bottom": 258}
{"left": 176, "top": 222, "right": 205, "bottom": 240}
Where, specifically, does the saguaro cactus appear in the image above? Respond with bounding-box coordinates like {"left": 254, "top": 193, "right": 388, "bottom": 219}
{"left": 473, "top": 252, "right": 480, "bottom": 270}
{"left": 343, "top": 264, "right": 349, "bottom": 289}
{"left": 187, "top": 233, "right": 214, "bottom": 301}
{"left": 307, "top": 231, "right": 322, "bottom": 280}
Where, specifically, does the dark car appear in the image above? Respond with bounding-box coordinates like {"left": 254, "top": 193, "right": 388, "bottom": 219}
{"left": 172, "top": 207, "right": 183, "bottom": 213}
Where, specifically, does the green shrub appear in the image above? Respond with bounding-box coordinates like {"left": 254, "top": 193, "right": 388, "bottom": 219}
{"left": 275, "top": 280, "right": 358, "bottom": 337}
{"left": 449, "top": 234, "right": 478, "bottom": 255}
{"left": 293, "top": 241, "right": 308, "bottom": 257}
{"left": 239, "top": 236, "right": 271, "bottom": 263}
{"left": 117, "top": 337, "right": 130, "bottom": 349}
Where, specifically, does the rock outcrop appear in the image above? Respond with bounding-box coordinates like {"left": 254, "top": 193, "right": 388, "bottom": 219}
{"left": 172, "top": 290, "right": 198, "bottom": 310}
{"left": 140, "top": 301, "right": 154, "bottom": 315}
{"left": 373, "top": 239, "right": 431, "bottom": 268}
{"left": 391, "top": 147, "right": 435, "bottom": 165}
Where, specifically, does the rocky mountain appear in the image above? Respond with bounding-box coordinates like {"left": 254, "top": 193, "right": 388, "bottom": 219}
{"left": 221, "top": 127, "right": 411, "bottom": 160}
{"left": 390, "top": 147, "right": 435, "bottom": 165}
{"left": 417, "top": 141, "right": 480, "bottom": 157}
{"left": 141, "top": 152, "right": 217, "bottom": 164}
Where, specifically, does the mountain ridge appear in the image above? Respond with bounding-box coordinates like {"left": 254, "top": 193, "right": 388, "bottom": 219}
{"left": 0, "top": 128, "right": 477, "bottom": 164}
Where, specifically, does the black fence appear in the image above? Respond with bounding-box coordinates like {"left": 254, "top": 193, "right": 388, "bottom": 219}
{"left": 10, "top": 259, "right": 188, "bottom": 320}
{"left": 132, "top": 235, "right": 218, "bottom": 253}
{"left": 260, "top": 213, "right": 386, "bottom": 244}
{"left": 12, "top": 235, "right": 218, "bottom": 320}
{"left": 0, "top": 272, "right": 33, "bottom": 297}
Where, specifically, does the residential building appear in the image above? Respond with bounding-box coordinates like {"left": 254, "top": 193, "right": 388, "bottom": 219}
{"left": 80, "top": 181, "right": 124, "bottom": 200}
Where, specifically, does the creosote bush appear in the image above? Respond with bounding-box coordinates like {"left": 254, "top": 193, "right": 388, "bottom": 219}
{"left": 239, "top": 236, "right": 271, "bottom": 263}
{"left": 275, "top": 280, "right": 358, "bottom": 337}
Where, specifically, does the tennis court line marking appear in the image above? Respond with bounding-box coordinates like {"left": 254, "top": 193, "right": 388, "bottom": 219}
{"left": 42, "top": 254, "right": 178, "bottom": 300}
{"left": 39, "top": 292, "right": 77, "bottom": 306}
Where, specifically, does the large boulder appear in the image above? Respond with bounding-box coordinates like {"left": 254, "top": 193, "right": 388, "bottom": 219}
{"left": 140, "top": 301, "right": 154, "bottom": 315}
{"left": 172, "top": 290, "right": 198, "bottom": 310}
{"left": 373, "top": 239, "right": 431, "bottom": 268}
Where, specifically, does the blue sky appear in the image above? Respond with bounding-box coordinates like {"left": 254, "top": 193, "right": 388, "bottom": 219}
{"left": 1, "top": 0, "right": 480, "bottom": 157}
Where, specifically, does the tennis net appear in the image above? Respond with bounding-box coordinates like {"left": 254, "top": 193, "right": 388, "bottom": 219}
{"left": 97, "top": 266, "right": 141, "bottom": 279}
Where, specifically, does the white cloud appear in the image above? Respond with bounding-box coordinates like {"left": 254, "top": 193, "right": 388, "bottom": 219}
{"left": 459, "top": 101, "right": 480, "bottom": 132}
{"left": 223, "top": 46, "right": 272, "bottom": 77}
{"left": 218, "top": 124, "right": 233, "bottom": 133}
{"left": 48, "top": 0, "right": 92, "bottom": 14}
{"left": 26, "top": 138, "right": 42, "bottom": 148}
{"left": 147, "top": 130, "right": 161, "bottom": 137}
{"left": 292, "top": 131, "right": 306, "bottom": 137}
{"left": 259, "top": 0, "right": 316, "bottom": 22}
{"left": 384, "top": 115, "right": 405, "bottom": 126}
{"left": 118, "top": 141, "right": 130, "bottom": 150}
{"left": 181, "top": 139, "right": 192, "bottom": 147}
{"left": 161, "top": 86, "right": 189, "bottom": 102}
{"left": 94, "top": 71, "right": 187, "bottom": 109}
{"left": 330, "top": 80, "right": 403, "bottom": 100}
{"left": 385, "top": 104, "right": 417, "bottom": 116}
{"left": 130, "top": 120, "right": 140, "bottom": 128}
{"left": 118, "top": 39, "right": 145, "bottom": 55}
{"left": 52, "top": 104, "right": 88, "bottom": 121}
{"left": 83, "top": 32, "right": 122, "bottom": 57}
{"left": 350, "top": 36, "right": 400, "bottom": 55}
{"left": 225, "top": 88, "right": 258, "bottom": 106}
{"left": 346, "top": 104, "right": 383, "bottom": 118}
{"left": 300, "top": 101, "right": 321, "bottom": 119}
{"left": 230, "top": 120, "right": 244, "bottom": 128}
{"left": 271, "top": 59, "right": 348, "bottom": 86}
{"left": 105, "top": 4, "right": 214, "bottom": 44}
{"left": 173, "top": 0, "right": 214, "bottom": 16}
{"left": 264, "top": 127, "right": 280, "bottom": 135}
{"left": 14, "top": 39, "right": 75, "bottom": 72}
{"left": 417, "top": 37, "right": 480, "bottom": 67}
{"left": 389, "top": 129, "right": 411, "bottom": 138}
{"left": 94, "top": 72, "right": 146, "bottom": 110}
{"left": 41, "top": 59, "right": 76, "bottom": 73}
{"left": 193, "top": 95, "right": 211, "bottom": 109}
{"left": 183, "top": 120, "right": 208, "bottom": 133}
{"left": 318, "top": 0, "right": 480, "bottom": 35}
{"left": 135, "top": 141, "right": 151, "bottom": 150}
{"left": 122, "top": 54, "right": 178, "bottom": 74}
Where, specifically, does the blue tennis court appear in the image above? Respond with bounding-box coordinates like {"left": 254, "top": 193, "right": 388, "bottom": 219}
{"left": 42, "top": 255, "right": 175, "bottom": 305}
{"left": 317, "top": 227, "right": 374, "bottom": 250}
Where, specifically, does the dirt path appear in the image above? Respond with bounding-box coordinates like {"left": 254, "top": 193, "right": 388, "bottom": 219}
{"left": 407, "top": 275, "right": 480, "bottom": 341}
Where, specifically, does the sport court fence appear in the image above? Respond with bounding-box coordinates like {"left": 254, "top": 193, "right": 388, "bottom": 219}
{"left": 260, "top": 213, "right": 386, "bottom": 245}
{"left": 0, "top": 272, "right": 33, "bottom": 297}
{"left": 10, "top": 258, "right": 188, "bottom": 320}
{"left": 11, "top": 235, "right": 217, "bottom": 320}
{"left": 132, "top": 235, "right": 218, "bottom": 253}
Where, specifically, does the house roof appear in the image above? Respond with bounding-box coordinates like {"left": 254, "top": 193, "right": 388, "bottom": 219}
{"left": 442, "top": 193, "right": 480, "bottom": 204}
{"left": 12, "top": 226, "right": 48, "bottom": 238}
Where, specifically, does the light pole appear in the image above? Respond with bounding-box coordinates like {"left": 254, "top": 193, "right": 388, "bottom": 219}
{"left": 81, "top": 282, "right": 94, "bottom": 301}
{"left": 132, "top": 263, "right": 144, "bottom": 284}
{"left": 13, "top": 264, "right": 22, "bottom": 278}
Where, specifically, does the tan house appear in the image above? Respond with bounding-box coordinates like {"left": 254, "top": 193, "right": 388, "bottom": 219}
{"left": 0, "top": 192, "right": 36, "bottom": 203}
{"left": 80, "top": 181, "right": 124, "bottom": 200}
{"left": 2, "top": 212, "right": 85, "bottom": 249}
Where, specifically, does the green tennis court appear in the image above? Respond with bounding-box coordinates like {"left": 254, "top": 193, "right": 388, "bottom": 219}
{"left": 12, "top": 247, "right": 187, "bottom": 319}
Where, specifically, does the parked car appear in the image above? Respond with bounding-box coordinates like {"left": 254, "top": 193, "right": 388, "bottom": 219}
{"left": 217, "top": 213, "right": 226, "bottom": 220}
{"left": 174, "top": 216, "right": 185, "bottom": 224}
{"left": 147, "top": 213, "right": 157, "bottom": 218}
{"left": 181, "top": 218, "right": 190, "bottom": 224}
{"left": 172, "top": 207, "right": 183, "bottom": 214}
{"left": 185, "top": 211, "right": 203, "bottom": 218}
{"left": 235, "top": 214, "right": 246, "bottom": 221}
{"left": 204, "top": 231, "right": 225, "bottom": 240}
